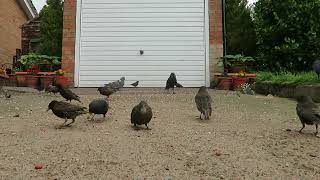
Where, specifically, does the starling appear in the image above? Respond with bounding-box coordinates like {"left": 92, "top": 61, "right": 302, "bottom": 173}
{"left": 131, "top": 101, "right": 153, "bottom": 129}
{"left": 165, "top": 73, "right": 178, "bottom": 94}
{"left": 296, "top": 96, "right": 320, "bottom": 135}
{"left": 45, "top": 85, "right": 59, "bottom": 95}
{"left": 47, "top": 100, "right": 87, "bottom": 128}
{"left": 88, "top": 99, "right": 109, "bottom": 121}
{"left": 119, "top": 77, "right": 125, "bottom": 88}
{"left": 130, "top": 81, "right": 139, "bottom": 87}
{"left": 56, "top": 84, "right": 81, "bottom": 102}
{"left": 176, "top": 82, "right": 183, "bottom": 88}
{"left": 98, "top": 86, "right": 117, "bottom": 98}
{"left": 195, "top": 86, "right": 212, "bottom": 120}
{"left": 312, "top": 60, "right": 320, "bottom": 79}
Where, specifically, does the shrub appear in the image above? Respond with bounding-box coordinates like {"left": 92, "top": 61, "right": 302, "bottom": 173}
{"left": 256, "top": 71, "right": 319, "bottom": 85}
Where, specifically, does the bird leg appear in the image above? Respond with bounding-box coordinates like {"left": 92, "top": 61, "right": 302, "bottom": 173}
{"left": 299, "top": 123, "right": 305, "bottom": 133}
{"left": 90, "top": 114, "right": 95, "bottom": 121}
{"left": 66, "top": 119, "right": 75, "bottom": 126}
{"left": 57, "top": 119, "right": 68, "bottom": 129}
{"left": 199, "top": 113, "right": 202, "bottom": 120}
{"left": 172, "top": 88, "right": 176, "bottom": 94}
{"left": 315, "top": 124, "right": 318, "bottom": 135}
{"left": 145, "top": 124, "right": 151, "bottom": 130}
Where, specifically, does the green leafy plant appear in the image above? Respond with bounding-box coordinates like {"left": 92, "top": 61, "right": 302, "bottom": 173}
{"left": 217, "top": 54, "right": 255, "bottom": 74}
{"left": 17, "top": 53, "right": 60, "bottom": 71}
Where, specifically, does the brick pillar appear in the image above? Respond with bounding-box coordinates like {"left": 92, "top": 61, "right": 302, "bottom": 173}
{"left": 209, "top": 0, "right": 224, "bottom": 83}
{"left": 61, "top": 0, "right": 76, "bottom": 86}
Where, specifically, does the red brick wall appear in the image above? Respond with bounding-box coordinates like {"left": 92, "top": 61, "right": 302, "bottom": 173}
{"left": 61, "top": 0, "right": 224, "bottom": 86}
{"left": 0, "top": 0, "right": 28, "bottom": 65}
{"left": 61, "top": 0, "right": 76, "bottom": 86}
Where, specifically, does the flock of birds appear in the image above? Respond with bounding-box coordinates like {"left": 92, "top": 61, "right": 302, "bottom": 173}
{"left": 44, "top": 73, "right": 212, "bottom": 129}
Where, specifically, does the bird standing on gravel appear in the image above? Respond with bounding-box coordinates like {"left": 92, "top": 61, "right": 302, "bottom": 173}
{"left": 195, "top": 86, "right": 212, "bottom": 120}
{"left": 165, "top": 72, "right": 178, "bottom": 94}
{"left": 47, "top": 100, "right": 87, "bottom": 128}
{"left": 312, "top": 60, "right": 320, "bottom": 79}
{"left": 88, "top": 99, "right": 109, "bottom": 121}
{"left": 98, "top": 86, "right": 117, "bottom": 98}
{"left": 57, "top": 84, "right": 81, "bottom": 102}
{"left": 296, "top": 96, "right": 320, "bottom": 135}
{"left": 104, "top": 77, "right": 125, "bottom": 90}
{"left": 130, "top": 81, "right": 139, "bottom": 87}
{"left": 45, "top": 84, "right": 59, "bottom": 95}
{"left": 131, "top": 101, "right": 153, "bottom": 129}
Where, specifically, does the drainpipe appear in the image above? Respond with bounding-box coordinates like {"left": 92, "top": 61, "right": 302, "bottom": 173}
{"left": 222, "top": 0, "right": 227, "bottom": 56}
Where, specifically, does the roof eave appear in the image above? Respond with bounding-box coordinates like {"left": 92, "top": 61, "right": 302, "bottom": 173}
{"left": 17, "top": 0, "right": 38, "bottom": 19}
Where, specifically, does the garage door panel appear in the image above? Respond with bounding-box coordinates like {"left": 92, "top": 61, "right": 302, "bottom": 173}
{"left": 82, "top": 8, "right": 203, "bottom": 13}
{"left": 80, "top": 75, "right": 204, "bottom": 81}
{"left": 82, "top": 17, "right": 204, "bottom": 23}
{"left": 79, "top": 0, "right": 206, "bottom": 87}
{"left": 80, "top": 60, "right": 205, "bottom": 66}
{"left": 83, "top": 0, "right": 204, "bottom": 4}
{"left": 81, "top": 22, "right": 204, "bottom": 28}
{"left": 80, "top": 55, "right": 205, "bottom": 61}
{"left": 80, "top": 71, "right": 205, "bottom": 76}
{"left": 81, "top": 46, "right": 204, "bottom": 51}
{"left": 80, "top": 65, "right": 204, "bottom": 71}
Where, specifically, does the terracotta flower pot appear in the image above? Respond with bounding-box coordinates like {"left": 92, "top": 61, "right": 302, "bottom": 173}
{"left": 232, "top": 77, "right": 248, "bottom": 90}
{"left": 26, "top": 75, "right": 39, "bottom": 88}
{"left": 40, "top": 76, "right": 54, "bottom": 88}
{"left": 16, "top": 72, "right": 29, "bottom": 87}
{"left": 54, "top": 76, "right": 70, "bottom": 88}
{"left": 217, "top": 77, "right": 233, "bottom": 90}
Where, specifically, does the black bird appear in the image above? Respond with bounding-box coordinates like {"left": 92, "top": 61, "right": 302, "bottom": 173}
{"left": 47, "top": 100, "right": 87, "bottom": 128}
{"left": 56, "top": 84, "right": 81, "bottom": 102}
{"left": 98, "top": 86, "right": 117, "bottom": 98}
{"left": 88, "top": 99, "right": 109, "bottom": 121}
{"left": 176, "top": 82, "right": 183, "bottom": 88}
{"left": 195, "top": 86, "right": 212, "bottom": 120}
{"left": 312, "top": 60, "right": 320, "bottom": 79}
{"left": 45, "top": 84, "right": 59, "bottom": 95}
{"left": 130, "top": 81, "right": 139, "bottom": 87}
{"left": 131, "top": 101, "right": 153, "bottom": 129}
{"left": 296, "top": 96, "right": 320, "bottom": 135}
{"left": 165, "top": 73, "right": 178, "bottom": 94}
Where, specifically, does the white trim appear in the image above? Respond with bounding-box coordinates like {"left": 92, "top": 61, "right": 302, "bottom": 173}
{"left": 204, "top": 0, "right": 210, "bottom": 87}
{"left": 17, "top": 0, "right": 37, "bottom": 19}
{"left": 74, "top": 0, "right": 82, "bottom": 87}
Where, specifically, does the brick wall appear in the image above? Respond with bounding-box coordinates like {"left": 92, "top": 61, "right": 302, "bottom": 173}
{"left": 0, "top": 0, "right": 28, "bottom": 65}
{"left": 209, "top": 0, "right": 224, "bottom": 81}
{"left": 61, "top": 0, "right": 77, "bottom": 86}
{"left": 61, "top": 0, "right": 224, "bottom": 86}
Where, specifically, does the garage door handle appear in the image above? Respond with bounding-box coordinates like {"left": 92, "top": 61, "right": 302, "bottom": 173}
{"left": 140, "top": 50, "right": 144, "bottom": 55}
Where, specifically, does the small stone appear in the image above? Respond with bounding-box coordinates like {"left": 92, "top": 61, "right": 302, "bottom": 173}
{"left": 13, "top": 114, "right": 19, "bottom": 117}
{"left": 285, "top": 129, "right": 292, "bottom": 132}
{"left": 165, "top": 167, "right": 169, "bottom": 170}
{"left": 220, "top": 175, "right": 225, "bottom": 179}
{"left": 309, "top": 154, "right": 317, "bottom": 157}
{"left": 285, "top": 163, "right": 289, "bottom": 167}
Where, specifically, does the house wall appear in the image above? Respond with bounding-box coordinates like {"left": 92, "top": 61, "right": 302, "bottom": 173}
{"left": 0, "top": 0, "right": 28, "bottom": 65}
{"left": 61, "top": 0, "right": 224, "bottom": 86}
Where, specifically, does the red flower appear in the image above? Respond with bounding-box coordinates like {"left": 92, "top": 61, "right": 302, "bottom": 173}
{"left": 31, "top": 65, "right": 39, "bottom": 69}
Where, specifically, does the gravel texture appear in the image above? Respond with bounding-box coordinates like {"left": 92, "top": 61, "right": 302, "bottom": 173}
{"left": 0, "top": 88, "right": 319, "bottom": 179}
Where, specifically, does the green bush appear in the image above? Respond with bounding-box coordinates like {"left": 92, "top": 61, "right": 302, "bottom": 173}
{"left": 256, "top": 71, "right": 319, "bottom": 85}
{"left": 254, "top": 0, "right": 320, "bottom": 72}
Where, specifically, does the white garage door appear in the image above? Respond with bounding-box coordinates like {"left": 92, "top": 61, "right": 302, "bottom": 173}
{"left": 76, "top": 0, "right": 208, "bottom": 87}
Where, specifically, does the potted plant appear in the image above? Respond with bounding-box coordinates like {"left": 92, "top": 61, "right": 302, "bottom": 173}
{"left": 232, "top": 70, "right": 249, "bottom": 90}
{"left": 216, "top": 57, "right": 233, "bottom": 90}
{"left": 26, "top": 65, "right": 40, "bottom": 88}
{"left": 218, "top": 54, "right": 255, "bottom": 73}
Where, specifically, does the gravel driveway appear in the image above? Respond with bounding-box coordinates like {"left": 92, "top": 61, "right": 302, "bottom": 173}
{"left": 0, "top": 88, "right": 319, "bottom": 179}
